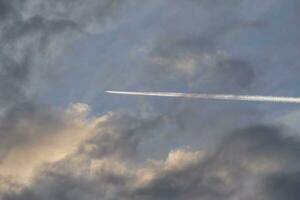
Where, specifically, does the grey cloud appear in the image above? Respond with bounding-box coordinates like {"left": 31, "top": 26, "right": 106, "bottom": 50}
{"left": 132, "top": 0, "right": 274, "bottom": 93}
{"left": 0, "top": 0, "right": 125, "bottom": 160}
{"left": 0, "top": 0, "right": 126, "bottom": 193}
{"left": 3, "top": 125, "right": 300, "bottom": 200}
{"left": 132, "top": 125, "right": 300, "bottom": 200}
{"left": 142, "top": 34, "right": 256, "bottom": 91}
{"left": 218, "top": 126, "right": 300, "bottom": 161}
{"left": 263, "top": 172, "right": 300, "bottom": 200}
{"left": 0, "top": 16, "right": 78, "bottom": 108}
{"left": 2, "top": 167, "right": 130, "bottom": 200}
{"left": 0, "top": 0, "right": 14, "bottom": 21}
{"left": 213, "top": 58, "right": 255, "bottom": 88}
{"left": 0, "top": 0, "right": 121, "bottom": 108}
{"left": 0, "top": 175, "right": 23, "bottom": 195}
{"left": 78, "top": 111, "right": 165, "bottom": 159}
{"left": 0, "top": 0, "right": 299, "bottom": 200}
{"left": 19, "top": 0, "right": 123, "bottom": 29}
{"left": 153, "top": 36, "right": 216, "bottom": 59}
{"left": 0, "top": 101, "right": 65, "bottom": 159}
{"left": 141, "top": 16, "right": 256, "bottom": 92}
{"left": 0, "top": 0, "right": 124, "bottom": 106}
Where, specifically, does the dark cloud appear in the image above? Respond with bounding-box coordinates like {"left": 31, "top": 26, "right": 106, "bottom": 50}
{"left": 263, "top": 172, "right": 300, "bottom": 200}
{"left": 214, "top": 58, "right": 255, "bottom": 88}
{"left": 132, "top": 125, "right": 300, "bottom": 200}
{"left": 2, "top": 125, "right": 300, "bottom": 200}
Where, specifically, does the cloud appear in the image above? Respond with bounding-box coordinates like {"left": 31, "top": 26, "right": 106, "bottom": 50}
{"left": 0, "top": 0, "right": 300, "bottom": 199}
{"left": 0, "top": 0, "right": 125, "bottom": 146}
{"left": 263, "top": 172, "right": 300, "bottom": 200}
{"left": 0, "top": 0, "right": 125, "bottom": 191}
{"left": 3, "top": 122, "right": 300, "bottom": 200}
{"left": 1, "top": 123, "right": 300, "bottom": 200}
{"left": 0, "top": 0, "right": 123, "bottom": 108}
{"left": 77, "top": 109, "right": 164, "bottom": 160}
{"left": 139, "top": 33, "right": 256, "bottom": 92}
{"left": 0, "top": 101, "right": 166, "bottom": 190}
{"left": 0, "top": 103, "right": 91, "bottom": 183}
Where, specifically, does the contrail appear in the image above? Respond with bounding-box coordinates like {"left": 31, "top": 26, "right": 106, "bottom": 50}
{"left": 106, "top": 91, "right": 300, "bottom": 104}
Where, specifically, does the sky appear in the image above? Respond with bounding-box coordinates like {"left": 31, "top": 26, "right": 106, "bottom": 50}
{"left": 0, "top": 0, "right": 300, "bottom": 199}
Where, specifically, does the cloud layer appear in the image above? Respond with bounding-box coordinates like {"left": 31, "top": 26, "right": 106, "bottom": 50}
{"left": 2, "top": 117, "right": 300, "bottom": 200}
{"left": 1, "top": 0, "right": 300, "bottom": 199}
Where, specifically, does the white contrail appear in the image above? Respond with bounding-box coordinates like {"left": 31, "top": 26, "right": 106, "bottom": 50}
{"left": 106, "top": 91, "right": 300, "bottom": 104}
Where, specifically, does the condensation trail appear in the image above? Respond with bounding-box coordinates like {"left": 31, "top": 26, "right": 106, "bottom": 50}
{"left": 106, "top": 91, "right": 300, "bottom": 104}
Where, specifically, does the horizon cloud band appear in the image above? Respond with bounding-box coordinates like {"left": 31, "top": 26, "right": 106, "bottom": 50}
{"left": 106, "top": 91, "right": 300, "bottom": 104}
